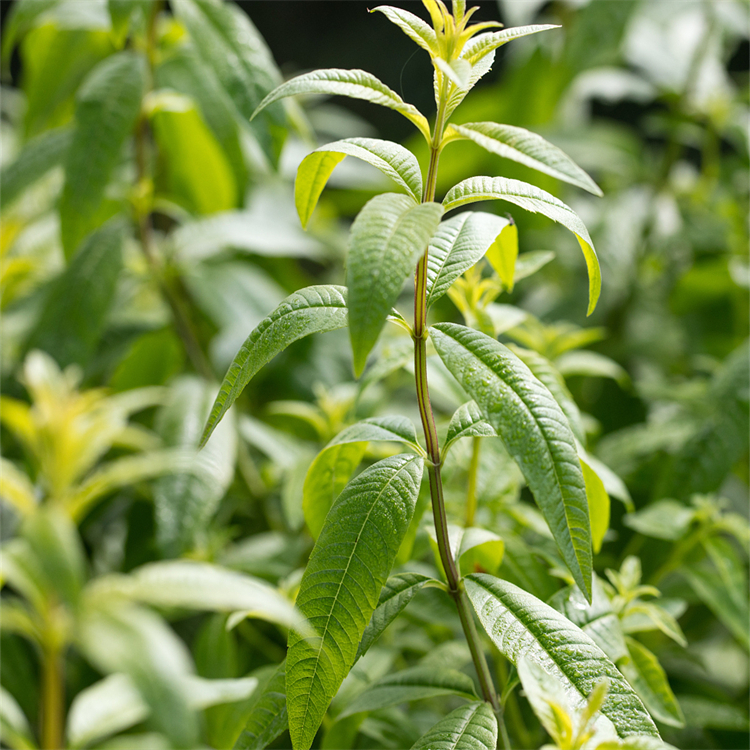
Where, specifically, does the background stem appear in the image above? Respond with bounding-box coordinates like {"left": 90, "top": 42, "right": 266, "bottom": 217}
{"left": 41, "top": 642, "right": 63, "bottom": 750}
{"left": 465, "top": 436, "right": 482, "bottom": 527}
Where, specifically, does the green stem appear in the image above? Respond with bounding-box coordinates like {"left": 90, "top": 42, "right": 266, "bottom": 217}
{"left": 41, "top": 642, "right": 63, "bottom": 750}
{"left": 413, "top": 77, "right": 501, "bottom": 721}
{"left": 465, "top": 436, "right": 481, "bottom": 527}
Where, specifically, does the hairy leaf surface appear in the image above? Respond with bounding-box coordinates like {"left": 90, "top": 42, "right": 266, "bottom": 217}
{"left": 371, "top": 6, "right": 439, "bottom": 56}
{"left": 287, "top": 454, "right": 424, "bottom": 750}
{"left": 447, "top": 122, "right": 602, "bottom": 196}
{"left": 348, "top": 194, "right": 442, "bottom": 376}
{"left": 431, "top": 323, "right": 592, "bottom": 599}
{"left": 201, "top": 285, "right": 348, "bottom": 446}
{"left": 410, "top": 702, "right": 498, "bottom": 750}
{"left": 442, "top": 177, "right": 600, "bottom": 315}
{"left": 443, "top": 401, "right": 496, "bottom": 456}
{"left": 465, "top": 575, "right": 659, "bottom": 738}
{"left": 462, "top": 25, "right": 560, "bottom": 64}
{"left": 296, "top": 138, "right": 422, "bottom": 227}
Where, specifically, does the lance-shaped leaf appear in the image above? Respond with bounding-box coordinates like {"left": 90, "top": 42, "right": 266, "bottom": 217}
{"left": 371, "top": 6, "right": 439, "bottom": 56}
{"left": 201, "top": 285, "right": 348, "bottom": 446}
{"left": 442, "top": 401, "right": 496, "bottom": 456}
{"left": 287, "top": 454, "right": 424, "bottom": 750}
{"left": 442, "top": 177, "right": 600, "bottom": 315}
{"left": 581, "top": 459, "right": 610, "bottom": 554}
{"left": 465, "top": 575, "right": 660, "bottom": 739}
{"left": 447, "top": 122, "right": 602, "bottom": 196}
{"left": 340, "top": 665, "right": 478, "bottom": 718}
{"left": 235, "top": 662, "right": 288, "bottom": 750}
{"left": 252, "top": 68, "right": 431, "bottom": 141}
{"left": 303, "top": 416, "right": 422, "bottom": 538}
{"left": 356, "top": 572, "right": 436, "bottom": 660}
{"left": 620, "top": 638, "right": 684, "bottom": 728}
{"left": 59, "top": 51, "right": 147, "bottom": 258}
{"left": 430, "top": 323, "right": 592, "bottom": 600}
{"left": 296, "top": 137, "right": 422, "bottom": 228}
{"left": 410, "top": 702, "right": 498, "bottom": 750}
{"left": 462, "top": 25, "right": 560, "bottom": 64}
{"left": 348, "top": 194, "right": 443, "bottom": 376}
{"left": 425, "top": 211, "right": 510, "bottom": 309}
{"left": 485, "top": 222, "right": 519, "bottom": 291}
{"left": 0, "top": 126, "right": 72, "bottom": 208}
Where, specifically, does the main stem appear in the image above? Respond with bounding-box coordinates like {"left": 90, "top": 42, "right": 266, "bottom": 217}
{"left": 413, "top": 86, "right": 501, "bottom": 721}
{"left": 41, "top": 640, "right": 63, "bottom": 750}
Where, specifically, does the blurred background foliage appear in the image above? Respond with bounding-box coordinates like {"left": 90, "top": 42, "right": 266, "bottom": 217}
{"left": 0, "top": 0, "right": 747, "bottom": 749}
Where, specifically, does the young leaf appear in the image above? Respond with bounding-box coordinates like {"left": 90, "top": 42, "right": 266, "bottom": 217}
{"left": 235, "top": 662, "right": 288, "bottom": 750}
{"left": 371, "top": 6, "right": 439, "bottom": 57}
{"left": 340, "top": 665, "right": 478, "bottom": 718}
{"left": 348, "top": 194, "right": 443, "bottom": 376}
{"left": 465, "top": 574, "right": 660, "bottom": 738}
{"left": 425, "top": 211, "right": 510, "bottom": 309}
{"left": 296, "top": 138, "right": 423, "bottom": 228}
{"left": 485, "top": 222, "right": 519, "bottom": 291}
{"left": 446, "top": 122, "right": 602, "bottom": 196}
{"left": 620, "top": 638, "right": 684, "bottom": 728}
{"left": 410, "top": 702, "right": 498, "bottom": 750}
{"left": 442, "top": 176, "right": 600, "bottom": 315}
{"left": 59, "top": 51, "right": 147, "bottom": 258}
{"left": 581, "top": 459, "right": 610, "bottom": 554}
{"left": 356, "top": 572, "right": 436, "bottom": 660}
{"left": 0, "top": 126, "right": 72, "bottom": 209}
{"left": 461, "top": 25, "right": 560, "bottom": 64}
{"left": 286, "top": 454, "right": 424, "bottom": 750}
{"left": 201, "top": 285, "right": 348, "bottom": 446}
{"left": 442, "top": 401, "right": 495, "bottom": 456}
{"left": 430, "top": 323, "right": 593, "bottom": 600}
{"left": 252, "top": 68, "right": 431, "bottom": 141}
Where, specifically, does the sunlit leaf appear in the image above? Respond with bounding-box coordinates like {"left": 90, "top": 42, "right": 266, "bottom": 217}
{"left": 581, "top": 459, "right": 610, "bottom": 554}
{"left": 461, "top": 25, "right": 560, "bottom": 64}
{"left": 485, "top": 222, "right": 518, "bottom": 291}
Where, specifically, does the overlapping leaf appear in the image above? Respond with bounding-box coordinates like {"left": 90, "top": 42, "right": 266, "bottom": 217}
{"left": 465, "top": 574, "right": 659, "bottom": 738}
{"left": 371, "top": 6, "right": 439, "bottom": 57}
{"left": 287, "top": 454, "right": 424, "bottom": 750}
{"left": 235, "top": 662, "right": 288, "bottom": 750}
{"left": 201, "top": 285, "right": 348, "bottom": 446}
{"left": 430, "top": 323, "right": 592, "bottom": 599}
{"left": 347, "top": 194, "right": 442, "bottom": 376}
{"left": 443, "top": 401, "right": 495, "bottom": 456}
{"left": 442, "top": 176, "right": 600, "bottom": 315}
{"left": 461, "top": 25, "right": 560, "bottom": 64}
{"left": 410, "top": 702, "right": 498, "bottom": 750}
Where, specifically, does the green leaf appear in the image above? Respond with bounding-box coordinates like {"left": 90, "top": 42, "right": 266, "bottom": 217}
{"left": 287, "top": 454, "right": 424, "bottom": 750}
{"left": 446, "top": 123, "right": 602, "bottom": 196}
{"left": 0, "top": 684, "right": 35, "bottom": 750}
{"left": 233, "top": 662, "right": 288, "bottom": 750}
{"left": 443, "top": 401, "right": 495, "bottom": 456}
{"left": 153, "top": 376, "right": 237, "bottom": 558}
{"left": 0, "top": 126, "right": 72, "bottom": 209}
{"left": 430, "top": 525, "right": 505, "bottom": 578}
{"left": 430, "top": 323, "right": 592, "bottom": 600}
{"left": 621, "top": 602, "right": 687, "bottom": 647}
{"left": 556, "top": 350, "right": 629, "bottom": 385}
{"left": 442, "top": 176, "right": 600, "bottom": 315}
{"left": 620, "top": 638, "right": 684, "bottom": 728}
{"left": 356, "top": 572, "right": 435, "bottom": 660}
{"left": 465, "top": 574, "right": 659, "bottom": 738}
{"left": 340, "top": 665, "right": 478, "bottom": 718}
{"left": 676, "top": 694, "right": 749, "bottom": 731}
{"left": 1, "top": 0, "right": 60, "bottom": 70}
{"left": 485, "top": 222, "right": 519, "bottom": 291}
{"left": 147, "top": 91, "right": 237, "bottom": 214}
{"left": 171, "top": 0, "right": 287, "bottom": 164}
{"left": 201, "top": 285, "right": 348, "bottom": 446}
{"left": 425, "top": 211, "right": 510, "bottom": 309}
{"left": 371, "top": 6, "right": 439, "bottom": 57}
{"left": 348, "top": 195, "right": 443, "bottom": 376}
{"left": 304, "top": 416, "right": 421, "bottom": 538}
{"left": 252, "top": 68, "right": 431, "bottom": 141}
{"left": 581, "top": 459, "right": 610, "bottom": 554}
{"left": 108, "top": 0, "right": 150, "bottom": 48}
{"left": 410, "top": 702, "right": 497, "bottom": 750}
{"left": 59, "top": 51, "right": 147, "bottom": 258}
{"left": 624, "top": 500, "right": 696, "bottom": 541}
{"left": 25, "top": 220, "right": 124, "bottom": 368}
{"left": 296, "top": 138, "right": 422, "bottom": 228}
{"left": 462, "top": 25, "right": 560, "bottom": 64}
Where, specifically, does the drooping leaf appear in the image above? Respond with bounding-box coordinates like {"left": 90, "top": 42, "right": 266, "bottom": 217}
{"left": 296, "top": 138, "right": 423, "bottom": 228}
{"left": 430, "top": 323, "right": 592, "bottom": 600}
{"left": 26, "top": 218, "right": 123, "bottom": 368}
{"left": 424, "top": 211, "right": 510, "bottom": 309}
{"left": 410, "top": 702, "right": 498, "bottom": 750}
{"left": 461, "top": 25, "right": 560, "bottom": 64}
{"left": 465, "top": 574, "right": 659, "bottom": 738}
{"left": 287, "top": 454, "right": 424, "bottom": 750}
{"left": 371, "top": 6, "right": 439, "bottom": 56}
{"left": 59, "top": 51, "right": 147, "bottom": 257}
{"left": 340, "top": 665, "right": 478, "bottom": 718}
{"left": 485, "top": 222, "right": 519, "bottom": 291}
{"left": 0, "top": 126, "right": 72, "bottom": 209}
{"left": 201, "top": 285, "right": 348, "bottom": 446}
{"left": 446, "top": 122, "right": 602, "bottom": 196}
{"left": 356, "top": 572, "right": 436, "bottom": 660}
{"left": 303, "top": 416, "right": 421, "bottom": 538}
{"left": 234, "top": 662, "right": 288, "bottom": 750}
{"left": 620, "top": 638, "right": 684, "bottom": 728}
{"left": 252, "top": 68, "right": 431, "bottom": 141}
{"left": 442, "top": 177, "right": 600, "bottom": 315}
{"left": 347, "top": 194, "right": 443, "bottom": 376}
{"left": 442, "top": 401, "right": 495, "bottom": 456}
